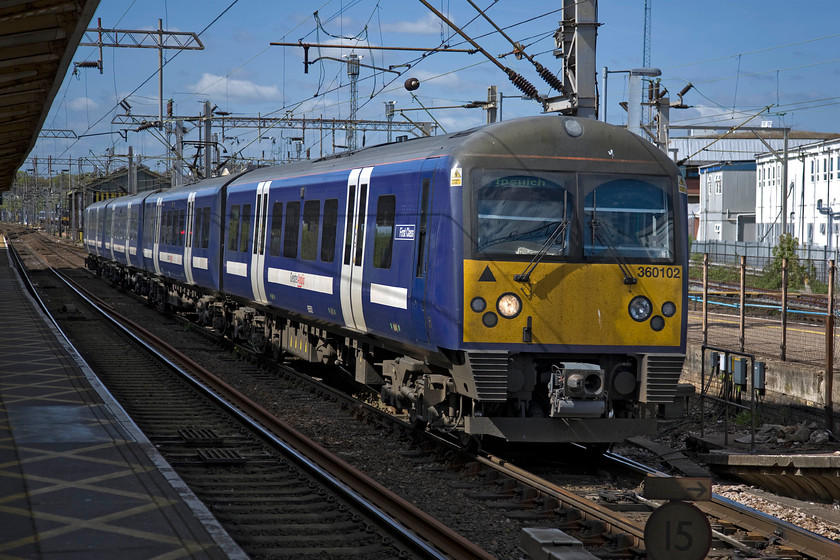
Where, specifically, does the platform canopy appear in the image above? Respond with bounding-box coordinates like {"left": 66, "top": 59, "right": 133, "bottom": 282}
{"left": 0, "top": 0, "right": 99, "bottom": 192}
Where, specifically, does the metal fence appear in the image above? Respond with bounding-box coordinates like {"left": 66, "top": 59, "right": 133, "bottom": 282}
{"left": 691, "top": 240, "right": 838, "bottom": 283}
{"left": 689, "top": 254, "right": 836, "bottom": 371}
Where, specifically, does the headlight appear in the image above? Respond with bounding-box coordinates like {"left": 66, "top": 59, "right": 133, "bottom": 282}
{"left": 628, "top": 296, "right": 652, "bottom": 322}
{"left": 470, "top": 297, "right": 486, "bottom": 313}
{"left": 662, "top": 301, "right": 677, "bottom": 317}
{"left": 497, "top": 293, "right": 522, "bottom": 319}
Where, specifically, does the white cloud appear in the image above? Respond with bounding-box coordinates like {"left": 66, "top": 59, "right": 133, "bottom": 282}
{"left": 382, "top": 13, "right": 446, "bottom": 35}
{"left": 189, "top": 73, "right": 281, "bottom": 103}
{"left": 678, "top": 104, "right": 763, "bottom": 128}
{"left": 68, "top": 97, "right": 97, "bottom": 111}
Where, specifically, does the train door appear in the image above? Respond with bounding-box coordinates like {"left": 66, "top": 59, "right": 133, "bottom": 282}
{"left": 340, "top": 167, "right": 373, "bottom": 332}
{"left": 184, "top": 193, "right": 196, "bottom": 284}
{"left": 412, "top": 160, "right": 436, "bottom": 342}
{"left": 152, "top": 197, "right": 163, "bottom": 275}
{"left": 125, "top": 202, "right": 134, "bottom": 268}
{"left": 250, "top": 181, "right": 270, "bottom": 304}
{"left": 106, "top": 208, "right": 115, "bottom": 260}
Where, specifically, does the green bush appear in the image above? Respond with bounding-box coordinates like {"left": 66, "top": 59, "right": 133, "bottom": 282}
{"left": 757, "top": 234, "right": 815, "bottom": 291}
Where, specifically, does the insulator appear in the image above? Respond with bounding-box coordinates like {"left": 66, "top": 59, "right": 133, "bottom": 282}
{"left": 534, "top": 63, "right": 564, "bottom": 93}
{"left": 505, "top": 69, "right": 538, "bottom": 99}
{"left": 75, "top": 61, "right": 99, "bottom": 68}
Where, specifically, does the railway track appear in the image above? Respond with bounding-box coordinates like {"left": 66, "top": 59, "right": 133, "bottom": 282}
{"left": 8, "top": 241, "right": 491, "bottom": 560}
{"left": 8, "top": 227, "right": 840, "bottom": 559}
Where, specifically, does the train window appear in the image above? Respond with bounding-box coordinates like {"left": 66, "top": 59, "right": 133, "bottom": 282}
{"left": 193, "top": 206, "right": 202, "bottom": 249}
{"left": 284, "top": 201, "right": 300, "bottom": 258}
{"left": 416, "top": 179, "right": 430, "bottom": 278}
{"left": 129, "top": 207, "right": 138, "bottom": 242}
{"left": 269, "top": 202, "right": 283, "bottom": 256}
{"left": 343, "top": 186, "right": 356, "bottom": 265}
{"left": 252, "top": 195, "right": 262, "bottom": 254}
{"left": 186, "top": 202, "right": 194, "bottom": 248}
{"left": 161, "top": 211, "right": 168, "bottom": 245}
{"left": 321, "top": 198, "right": 338, "bottom": 262}
{"left": 301, "top": 200, "right": 320, "bottom": 261}
{"left": 474, "top": 173, "right": 572, "bottom": 257}
{"left": 583, "top": 176, "right": 673, "bottom": 261}
{"left": 257, "top": 193, "right": 268, "bottom": 255}
{"left": 161, "top": 211, "right": 167, "bottom": 245}
{"left": 161, "top": 211, "right": 170, "bottom": 245}
{"left": 143, "top": 207, "right": 152, "bottom": 245}
{"left": 169, "top": 210, "right": 175, "bottom": 245}
{"left": 228, "top": 205, "right": 240, "bottom": 251}
{"left": 373, "top": 195, "right": 396, "bottom": 269}
{"left": 177, "top": 209, "right": 185, "bottom": 246}
{"left": 240, "top": 204, "right": 251, "bottom": 253}
{"left": 200, "top": 207, "right": 211, "bottom": 249}
{"left": 355, "top": 184, "right": 368, "bottom": 265}
{"left": 170, "top": 210, "right": 178, "bottom": 245}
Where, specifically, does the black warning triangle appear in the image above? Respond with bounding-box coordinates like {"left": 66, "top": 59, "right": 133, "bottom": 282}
{"left": 478, "top": 266, "right": 496, "bottom": 282}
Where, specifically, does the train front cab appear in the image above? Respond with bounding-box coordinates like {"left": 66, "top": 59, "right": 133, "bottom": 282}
{"left": 443, "top": 118, "right": 688, "bottom": 444}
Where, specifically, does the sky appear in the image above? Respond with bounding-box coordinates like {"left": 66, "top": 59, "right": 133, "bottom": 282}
{"left": 29, "top": 0, "right": 840, "bottom": 176}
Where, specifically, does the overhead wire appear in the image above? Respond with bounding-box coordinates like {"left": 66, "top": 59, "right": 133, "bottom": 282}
{"left": 50, "top": 1, "right": 569, "bottom": 167}
{"left": 58, "top": 0, "right": 242, "bottom": 160}
{"left": 229, "top": 3, "right": 566, "bottom": 157}
{"left": 662, "top": 32, "right": 840, "bottom": 72}
{"left": 47, "top": 2, "right": 839, "bottom": 170}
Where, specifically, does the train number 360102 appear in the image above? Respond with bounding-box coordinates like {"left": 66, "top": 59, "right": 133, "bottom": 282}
{"left": 637, "top": 266, "right": 681, "bottom": 279}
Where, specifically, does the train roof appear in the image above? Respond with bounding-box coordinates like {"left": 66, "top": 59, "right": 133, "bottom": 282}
{"left": 86, "top": 115, "right": 679, "bottom": 204}
{"left": 227, "top": 114, "right": 678, "bottom": 186}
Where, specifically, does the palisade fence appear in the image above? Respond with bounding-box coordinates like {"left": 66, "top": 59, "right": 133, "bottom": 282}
{"left": 691, "top": 240, "right": 839, "bottom": 283}
{"left": 689, "top": 247, "right": 837, "bottom": 372}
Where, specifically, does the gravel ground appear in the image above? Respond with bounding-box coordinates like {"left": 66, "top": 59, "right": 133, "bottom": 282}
{"left": 715, "top": 484, "right": 840, "bottom": 541}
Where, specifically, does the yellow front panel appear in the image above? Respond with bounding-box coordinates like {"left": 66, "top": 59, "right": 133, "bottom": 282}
{"left": 463, "top": 260, "right": 683, "bottom": 347}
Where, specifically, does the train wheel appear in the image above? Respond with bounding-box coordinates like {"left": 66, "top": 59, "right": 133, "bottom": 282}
{"left": 458, "top": 432, "right": 482, "bottom": 454}
{"left": 212, "top": 314, "right": 228, "bottom": 336}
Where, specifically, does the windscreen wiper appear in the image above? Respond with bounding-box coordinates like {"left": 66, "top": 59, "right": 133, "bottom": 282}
{"left": 514, "top": 219, "right": 569, "bottom": 283}
{"left": 590, "top": 219, "right": 637, "bottom": 285}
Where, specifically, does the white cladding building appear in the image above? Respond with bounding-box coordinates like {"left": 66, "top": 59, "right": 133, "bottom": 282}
{"left": 756, "top": 138, "right": 840, "bottom": 249}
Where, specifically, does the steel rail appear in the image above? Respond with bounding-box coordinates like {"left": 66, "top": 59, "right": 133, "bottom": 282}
{"left": 48, "top": 265, "right": 496, "bottom": 560}
{"left": 478, "top": 453, "right": 646, "bottom": 548}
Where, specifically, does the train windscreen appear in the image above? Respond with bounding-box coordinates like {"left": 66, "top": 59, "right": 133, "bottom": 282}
{"left": 474, "top": 172, "right": 573, "bottom": 257}
{"left": 582, "top": 175, "right": 674, "bottom": 262}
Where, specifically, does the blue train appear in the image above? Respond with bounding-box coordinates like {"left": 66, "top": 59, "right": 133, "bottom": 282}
{"left": 84, "top": 114, "right": 688, "bottom": 444}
